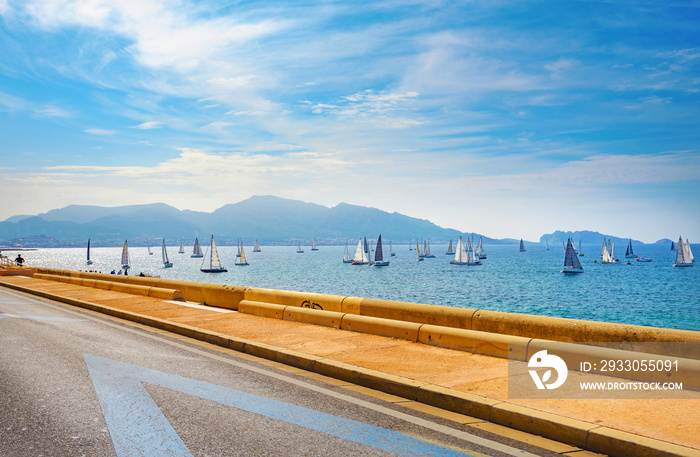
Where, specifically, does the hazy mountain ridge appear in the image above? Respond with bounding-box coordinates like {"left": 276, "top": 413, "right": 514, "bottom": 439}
{"left": 1, "top": 196, "right": 673, "bottom": 248}
{"left": 1, "top": 196, "right": 498, "bottom": 247}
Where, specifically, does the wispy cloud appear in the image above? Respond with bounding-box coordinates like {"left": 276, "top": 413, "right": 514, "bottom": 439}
{"left": 132, "top": 121, "right": 162, "bottom": 129}
{"left": 84, "top": 128, "right": 116, "bottom": 136}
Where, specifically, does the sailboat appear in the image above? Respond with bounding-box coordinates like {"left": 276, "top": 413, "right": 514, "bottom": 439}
{"left": 600, "top": 239, "right": 618, "bottom": 264}
{"left": 373, "top": 235, "right": 389, "bottom": 266}
{"left": 297, "top": 242, "right": 304, "bottom": 253}
{"left": 450, "top": 237, "right": 469, "bottom": 265}
{"left": 467, "top": 235, "right": 482, "bottom": 265}
{"left": 624, "top": 238, "right": 636, "bottom": 258}
{"left": 673, "top": 237, "right": 693, "bottom": 267}
{"left": 686, "top": 239, "right": 694, "bottom": 263}
{"left": 200, "top": 235, "right": 227, "bottom": 272}
{"left": 162, "top": 238, "right": 173, "bottom": 268}
{"left": 235, "top": 241, "right": 249, "bottom": 266}
{"left": 191, "top": 237, "right": 204, "bottom": 258}
{"left": 519, "top": 239, "right": 526, "bottom": 252}
{"left": 311, "top": 238, "right": 319, "bottom": 251}
{"left": 253, "top": 240, "right": 261, "bottom": 252}
{"left": 389, "top": 241, "right": 395, "bottom": 257}
{"left": 86, "top": 238, "right": 93, "bottom": 265}
{"left": 562, "top": 238, "right": 584, "bottom": 273}
{"left": 416, "top": 241, "right": 424, "bottom": 261}
{"left": 423, "top": 240, "right": 435, "bottom": 258}
{"left": 351, "top": 238, "right": 369, "bottom": 265}
{"left": 121, "top": 240, "right": 130, "bottom": 270}
{"left": 670, "top": 241, "right": 676, "bottom": 250}
{"left": 342, "top": 239, "right": 353, "bottom": 263}
{"left": 578, "top": 240, "right": 584, "bottom": 257}
{"left": 445, "top": 239, "right": 454, "bottom": 255}
{"left": 476, "top": 236, "right": 487, "bottom": 259}
{"left": 178, "top": 242, "right": 184, "bottom": 254}
{"left": 147, "top": 242, "right": 153, "bottom": 255}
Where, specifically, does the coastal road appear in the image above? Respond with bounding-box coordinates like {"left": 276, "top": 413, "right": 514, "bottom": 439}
{"left": 0, "top": 287, "right": 555, "bottom": 457}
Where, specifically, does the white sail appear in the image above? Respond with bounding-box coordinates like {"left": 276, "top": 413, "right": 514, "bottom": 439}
{"left": 121, "top": 240, "right": 130, "bottom": 269}
{"left": 674, "top": 237, "right": 693, "bottom": 266}
{"left": 343, "top": 239, "right": 352, "bottom": 263}
{"left": 178, "top": 242, "right": 184, "bottom": 254}
{"left": 352, "top": 238, "right": 369, "bottom": 264}
{"left": 210, "top": 237, "right": 222, "bottom": 269}
{"left": 600, "top": 237, "right": 606, "bottom": 257}
{"left": 686, "top": 239, "right": 694, "bottom": 262}
{"left": 311, "top": 238, "right": 318, "bottom": 250}
{"left": 450, "top": 237, "right": 469, "bottom": 264}
{"left": 601, "top": 240, "right": 613, "bottom": 263}
{"left": 253, "top": 240, "right": 261, "bottom": 252}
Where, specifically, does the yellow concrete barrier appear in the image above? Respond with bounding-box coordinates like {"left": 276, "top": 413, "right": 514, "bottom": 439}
{"left": 360, "top": 298, "right": 477, "bottom": 329}
{"left": 283, "top": 306, "right": 343, "bottom": 329}
{"left": 201, "top": 284, "right": 244, "bottom": 310}
{"left": 110, "top": 282, "right": 150, "bottom": 296}
{"left": 418, "top": 324, "right": 531, "bottom": 360}
{"left": 340, "top": 314, "right": 422, "bottom": 341}
{"left": 148, "top": 287, "right": 185, "bottom": 301}
{"left": 34, "top": 272, "right": 184, "bottom": 301}
{"left": 238, "top": 300, "right": 286, "bottom": 319}
{"left": 243, "top": 287, "right": 346, "bottom": 312}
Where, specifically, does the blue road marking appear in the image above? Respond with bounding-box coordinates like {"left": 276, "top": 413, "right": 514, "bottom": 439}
{"left": 84, "top": 354, "right": 479, "bottom": 457}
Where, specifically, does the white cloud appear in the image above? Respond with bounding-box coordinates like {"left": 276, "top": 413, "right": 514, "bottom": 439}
{"left": 84, "top": 128, "right": 116, "bottom": 136}
{"left": 132, "top": 121, "right": 162, "bottom": 129}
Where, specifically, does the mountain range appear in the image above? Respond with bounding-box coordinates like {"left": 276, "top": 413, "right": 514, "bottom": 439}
{"left": 1, "top": 196, "right": 672, "bottom": 248}
{"left": 0, "top": 196, "right": 510, "bottom": 247}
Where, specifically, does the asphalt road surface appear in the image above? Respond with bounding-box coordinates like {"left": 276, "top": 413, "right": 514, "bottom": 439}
{"left": 0, "top": 286, "right": 557, "bottom": 457}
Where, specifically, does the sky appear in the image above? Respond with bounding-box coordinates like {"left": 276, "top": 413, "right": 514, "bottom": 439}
{"left": 1, "top": 0, "right": 699, "bottom": 243}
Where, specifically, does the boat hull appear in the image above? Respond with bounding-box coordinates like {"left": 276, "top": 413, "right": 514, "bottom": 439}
{"left": 450, "top": 261, "right": 468, "bottom": 265}
{"left": 191, "top": 255, "right": 203, "bottom": 258}
{"left": 201, "top": 268, "right": 228, "bottom": 273}
{"left": 373, "top": 261, "right": 389, "bottom": 267}
{"left": 561, "top": 268, "right": 584, "bottom": 273}
{"left": 673, "top": 263, "right": 693, "bottom": 267}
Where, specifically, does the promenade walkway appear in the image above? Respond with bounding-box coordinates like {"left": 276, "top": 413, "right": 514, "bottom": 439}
{"left": 1, "top": 274, "right": 698, "bottom": 457}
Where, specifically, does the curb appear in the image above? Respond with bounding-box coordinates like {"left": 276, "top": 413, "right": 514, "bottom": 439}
{"left": 2, "top": 279, "right": 698, "bottom": 457}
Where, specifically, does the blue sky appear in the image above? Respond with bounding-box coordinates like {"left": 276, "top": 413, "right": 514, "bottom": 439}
{"left": 1, "top": 0, "right": 699, "bottom": 243}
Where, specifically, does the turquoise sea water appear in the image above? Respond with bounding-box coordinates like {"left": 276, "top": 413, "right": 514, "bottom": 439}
{"left": 19, "top": 242, "right": 699, "bottom": 332}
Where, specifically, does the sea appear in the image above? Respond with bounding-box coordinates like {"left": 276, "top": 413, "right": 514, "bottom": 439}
{"left": 16, "top": 242, "right": 700, "bottom": 332}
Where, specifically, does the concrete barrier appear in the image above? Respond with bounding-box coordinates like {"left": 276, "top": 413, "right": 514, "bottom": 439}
{"left": 283, "top": 306, "right": 343, "bottom": 329}
{"left": 34, "top": 272, "right": 184, "bottom": 301}
{"left": 359, "top": 298, "right": 477, "bottom": 329}
{"left": 340, "top": 314, "right": 422, "bottom": 341}
{"left": 419, "top": 325, "right": 531, "bottom": 360}
{"left": 238, "top": 300, "right": 286, "bottom": 319}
